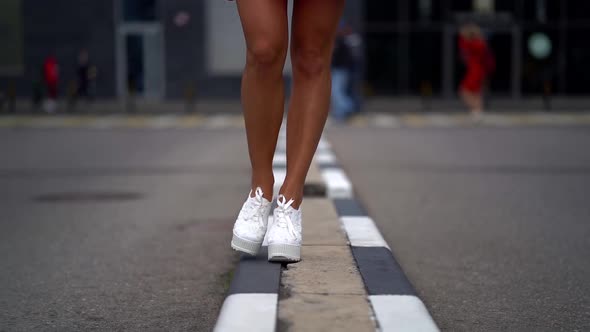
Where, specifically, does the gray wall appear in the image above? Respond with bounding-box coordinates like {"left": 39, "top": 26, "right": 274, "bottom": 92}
{"left": 0, "top": 0, "right": 116, "bottom": 98}
{"left": 1, "top": 0, "right": 363, "bottom": 100}
{"left": 163, "top": 0, "right": 242, "bottom": 100}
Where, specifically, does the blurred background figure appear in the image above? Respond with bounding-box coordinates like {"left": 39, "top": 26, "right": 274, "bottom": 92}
{"left": 42, "top": 54, "right": 59, "bottom": 113}
{"left": 458, "top": 23, "right": 495, "bottom": 117}
{"left": 76, "top": 49, "right": 98, "bottom": 105}
{"left": 342, "top": 22, "right": 363, "bottom": 114}
{"left": 77, "top": 49, "right": 91, "bottom": 101}
{"left": 331, "top": 22, "right": 356, "bottom": 121}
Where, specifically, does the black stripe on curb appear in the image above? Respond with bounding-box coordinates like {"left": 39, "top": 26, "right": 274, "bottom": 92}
{"left": 317, "top": 162, "right": 342, "bottom": 170}
{"left": 351, "top": 246, "right": 416, "bottom": 296}
{"left": 274, "top": 165, "right": 327, "bottom": 197}
{"left": 333, "top": 198, "right": 367, "bottom": 217}
{"left": 228, "top": 247, "right": 281, "bottom": 295}
{"left": 333, "top": 197, "right": 419, "bottom": 297}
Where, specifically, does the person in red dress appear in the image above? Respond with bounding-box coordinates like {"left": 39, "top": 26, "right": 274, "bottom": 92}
{"left": 43, "top": 55, "right": 59, "bottom": 113}
{"left": 458, "top": 24, "right": 493, "bottom": 117}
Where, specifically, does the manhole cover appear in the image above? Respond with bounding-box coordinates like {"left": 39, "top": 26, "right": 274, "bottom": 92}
{"left": 34, "top": 191, "right": 143, "bottom": 203}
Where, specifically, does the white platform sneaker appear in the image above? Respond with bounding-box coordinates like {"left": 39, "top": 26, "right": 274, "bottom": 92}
{"left": 267, "top": 195, "right": 302, "bottom": 262}
{"left": 231, "top": 187, "right": 272, "bottom": 256}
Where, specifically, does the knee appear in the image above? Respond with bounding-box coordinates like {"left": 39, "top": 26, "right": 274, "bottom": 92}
{"left": 292, "top": 47, "right": 329, "bottom": 78}
{"left": 246, "top": 40, "right": 286, "bottom": 71}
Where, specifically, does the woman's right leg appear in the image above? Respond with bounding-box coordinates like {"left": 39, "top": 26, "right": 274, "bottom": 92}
{"left": 236, "top": 0, "right": 289, "bottom": 200}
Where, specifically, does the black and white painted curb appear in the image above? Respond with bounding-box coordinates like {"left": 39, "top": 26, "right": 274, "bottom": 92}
{"left": 214, "top": 131, "right": 438, "bottom": 331}
{"left": 214, "top": 247, "right": 280, "bottom": 332}
{"left": 333, "top": 198, "right": 439, "bottom": 331}
{"left": 317, "top": 137, "right": 439, "bottom": 331}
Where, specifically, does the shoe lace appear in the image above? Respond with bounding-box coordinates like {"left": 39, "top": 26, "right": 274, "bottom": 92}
{"left": 274, "top": 195, "right": 297, "bottom": 238}
{"left": 244, "top": 187, "right": 265, "bottom": 227}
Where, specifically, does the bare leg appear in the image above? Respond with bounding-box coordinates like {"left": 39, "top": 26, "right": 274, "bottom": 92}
{"left": 236, "top": 0, "right": 289, "bottom": 200}
{"left": 472, "top": 92, "right": 483, "bottom": 114}
{"left": 460, "top": 89, "right": 483, "bottom": 114}
{"left": 280, "top": 0, "right": 345, "bottom": 208}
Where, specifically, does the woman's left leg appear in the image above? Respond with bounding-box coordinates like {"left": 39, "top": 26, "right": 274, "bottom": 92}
{"left": 281, "top": 0, "right": 345, "bottom": 207}
{"left": 266, "top": 0, "right": 344, "bottom": 262}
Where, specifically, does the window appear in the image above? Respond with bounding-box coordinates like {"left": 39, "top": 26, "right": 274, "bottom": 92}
{"left": 409, "top": 30, "right": 442, "bottom": 94}
{"left": 521, "top": 0, "right": 561, "bottom": 23}
{"left": 123, "top": 0, "right": 157, "bottom": 22}
{"left": 366, "top": 1, "right": 398, "bottom": 23}
{"left": 566, "top": 2, "right": 590, "bottom": 21}
{"left": 565, "top": 28, "right": 590, "bottom": 94}
{"left": 365, "top": 32, "right": 401, "bottom": 94}
{"left": 410, "top": 0, "right": 443, "bottom": 22}
{"left": 0, "top": 0, "right": 23, "bottom": 75}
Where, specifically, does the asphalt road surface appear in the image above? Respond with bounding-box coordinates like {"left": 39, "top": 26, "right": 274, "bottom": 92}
{"left": 328, "top": 125, "right": 590, "bottom": 331}
{"left": 1, "top": 123, "right": 589, "bottom": 331}
{"left": 0, "top": 128, "right": 250, "bottom": 331}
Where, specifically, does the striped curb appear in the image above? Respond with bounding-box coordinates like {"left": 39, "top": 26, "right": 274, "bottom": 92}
{"left": 319, "top": 139, "right": 439, "bottom": 330}
{"left": 333, "top": 200, "right": 439, "bottom": 331}
{"left": 214, "top": 247, "right": 281, "bottom": 332}
{"left": 215, "top": 129, "right": 438, "bottom": 331}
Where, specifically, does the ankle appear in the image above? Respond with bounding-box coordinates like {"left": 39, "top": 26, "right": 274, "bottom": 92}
{"left": 278, "top": 187, "right": 303, "bottom": 209}
{"left": 251, "top": 177, "right": 274, "bottom": 201}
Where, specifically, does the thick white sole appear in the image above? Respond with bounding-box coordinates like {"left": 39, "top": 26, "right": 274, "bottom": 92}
{"left": 268, "top": 243, "right": 301, "bottom": 262}
{"left": 231, "top": 234, "right": 263, "bottom": 256}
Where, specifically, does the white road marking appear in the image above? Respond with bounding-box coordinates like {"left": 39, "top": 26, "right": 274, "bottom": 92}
{"left": 214, "top": 294, "right": 278, "bottom": 332}
{"left": 340, "top": 216, "right": 390, "bottom": 249}
{"left": 147, "top": 115, "right": 181, "bottom": 129}
{"left": 369, "top": 295, "right": 439, "bottom": 332}
{"left": 372, "top": 114, "right": 401, "bottom": 128}
{"left": 272, "top": 153, "right": 287, "bottom": 167}
{"left": 320, "top": 168, "right": 353, "bottom": 199}
{"left": 317, "top": 139, "right": 332, "bottom": 151}
{"left": 313, "top": 150, "right": 337, "bottom": 165}
{"left": 273, "top": 168, "right": 287, "bottom": 194}
{"left": 206, "top": 115, "right": 234, "bottom": 128}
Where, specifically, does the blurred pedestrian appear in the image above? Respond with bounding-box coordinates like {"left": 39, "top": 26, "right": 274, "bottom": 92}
{"left": 331, "top": 24, "right": 355, "bottom": 120}
{"left": 230, "top": 0, "right": 345, "bottom": 264}
{"left": 31, "top": 65, "right": 44, "bottom": 112}
{"left": 343, "top": 24, "right": 363, "bottom": 113}
{"left": 458, "top": 24, "right": 494, "bottom": 118}
{"left": 77, "top": 50, "right": 90, "bottom": 100}
{"left": 42, "top": 54, "right": 59, "bottom": 113}
{"left": 77, "top": 49, "right": 98, "bottom": 102}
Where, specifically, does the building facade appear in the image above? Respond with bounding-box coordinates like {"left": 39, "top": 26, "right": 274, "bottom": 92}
{"left": 0, "top": 0, "right": 588, "bottom": 100}
{"left": 365, "top": 0, "right": 590, "bottom": 97}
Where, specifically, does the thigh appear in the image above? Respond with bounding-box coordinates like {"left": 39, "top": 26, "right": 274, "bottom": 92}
{"left": 290, "top": 0, "right": 345, "bottom": 58}
{"left": 236, "top": 0, "right": 289, "bottom": 59}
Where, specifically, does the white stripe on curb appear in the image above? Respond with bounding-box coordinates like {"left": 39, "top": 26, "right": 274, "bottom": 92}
{"left": 273, "top": 153, "right": 287, "bottom": 166}
{"left": 273, "top": 168, "right": 287, "bottom": 194}
{"left": 313, "top": 150, "right": 337, "bottom": 164}
{"left": 317, "top": 139, "right": 332, "bottom": 151}
{"left": 214, "top": 294, "right": 278, "bottom": 332}
{"left": 320, "top": 168, "right": 353, "bottom": 199}
{"left": 369, "top": 295, "right": 439, "bottom": 332}
{"left": 340, "top": 216, "right": 390, "bottom": 249}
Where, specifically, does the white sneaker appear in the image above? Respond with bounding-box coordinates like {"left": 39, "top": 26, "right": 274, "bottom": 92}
{"left": 267, "top": 195, "right": 302, "bottom": 262}
{"left": 231, "top": 187, "right": 272, "bottom": 255}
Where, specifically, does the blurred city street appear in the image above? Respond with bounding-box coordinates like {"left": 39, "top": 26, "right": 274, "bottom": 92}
{"left": 0, "top": 110, "right": 589, "bottom": 331}
{"left": 2, "top": 0, "right": 590, "bottom": 330}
